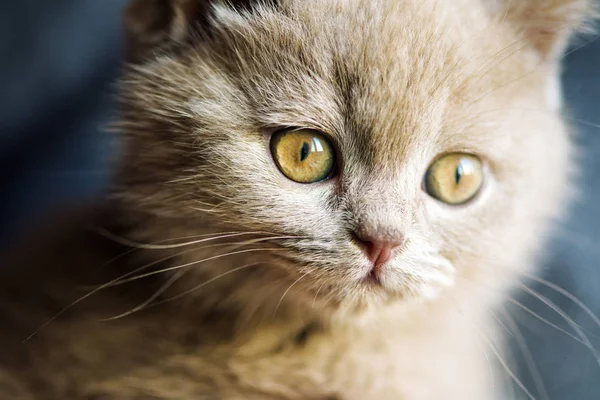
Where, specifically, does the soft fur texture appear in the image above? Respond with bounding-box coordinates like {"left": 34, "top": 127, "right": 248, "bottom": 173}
{"left": 0, "top": 0, "right": 596, "bottom": 399}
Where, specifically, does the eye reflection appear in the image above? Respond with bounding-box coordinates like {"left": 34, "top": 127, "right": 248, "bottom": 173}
{"left": 425, "top": 153, "right": 484, "bottom": 205}
{"left": 270, "top": 129, "right": 336, "bottom": 183}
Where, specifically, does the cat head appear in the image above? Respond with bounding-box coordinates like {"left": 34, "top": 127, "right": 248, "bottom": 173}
{"left": 114, "top": 0, "right": 594, "bottom": 315}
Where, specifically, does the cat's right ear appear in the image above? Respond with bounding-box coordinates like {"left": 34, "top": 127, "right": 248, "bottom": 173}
{"left": 124, "top": 0, "right": 257, "bottom": 62}
{"left": 124, "top": 0, "right": 200, "bottom": 61}
{"left": 487, "top": 0, "right": 598, "bottom": 60}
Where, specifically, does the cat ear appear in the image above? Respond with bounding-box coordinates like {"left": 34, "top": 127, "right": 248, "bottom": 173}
{"left": 124, "top": 0, "right": 197, "bottom": 60}
{"left": 489, "top": 0, "right": 597, "bottom": 60}
{"left": 123, "top": 0, "right": 258, "bottom": 61}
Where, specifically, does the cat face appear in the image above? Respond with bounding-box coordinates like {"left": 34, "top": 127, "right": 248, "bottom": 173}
{"left": 117, "top": 0, "right": 590, "bottom": 313}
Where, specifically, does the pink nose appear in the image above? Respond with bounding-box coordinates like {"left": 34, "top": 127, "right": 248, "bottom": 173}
{"left": 365, "top": 241, "right": 400, "bottom": 266}
{"left": 354, "top": 232, "right": 405, "bottom": 266}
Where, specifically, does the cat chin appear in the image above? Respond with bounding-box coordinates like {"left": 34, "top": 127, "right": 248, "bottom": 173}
{"left": 316, "top": 291, "right": 448, "bottom": 322}
{"left": 299, "top": 277, "right": 454, "bottom": 319}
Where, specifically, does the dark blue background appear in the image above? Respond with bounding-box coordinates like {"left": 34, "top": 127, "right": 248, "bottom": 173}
{"left": 0, "top": 0, "right": 122, "bottom": 244}
{"left": 0, "top": 1, "right": 598, "bottom": 398}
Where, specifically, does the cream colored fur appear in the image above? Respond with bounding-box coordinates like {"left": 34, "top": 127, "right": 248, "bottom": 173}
{"left": 1, "top": 0, "right": 596, "bottom": 399}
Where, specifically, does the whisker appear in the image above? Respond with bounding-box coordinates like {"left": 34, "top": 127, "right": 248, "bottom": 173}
{"left": 149, "top": 262, "right": 262, "bottom": 308}
{"left": 467, "top": 107, "right": 600, "bottom": 131}
{"left": 484, "top": 330, "right": 536, "bottom": 400}
{"left": 449, "top": 293, "right": 533, "bottom": 400}
{"left": 26, "top": 235, "right": 300, "bottom": 341}
{"left": 78, "top": 241, "right": 243, "bottom": 291}
{"left": 500, "top": 307, "right": 550, "bottom": 400}
{"left": 455, "top": 273, "right": 596, "bottom": 358}
{"left": 103, "top": 235, "right": 300, "bottom": 288}
{"left": 317, "top": 289, "right": 336, "bottom": 314}
{"left": 312, "top": 280, "right": 327, "bottom": 309}
{"left": 101, "top": 270, "right": 188, "bottom": 321}
{"left": 447, "top": 19, "right": 529, "bottom": 91}
{"left": 457, "top": 41, "right": 530, "bottom": 94}
{"left": 518, "top": 282, "right": 600, "bottom": 368}
{"left": 492, "top": 310, "right": 515, "bottom": 339}
{"left": 506, "top": 296, "right": 589, "bottom": 346}
{"left": 470, "top": 36, "right": 599, "bottom": 106}
{"left": 499, "top": 0, "right": 512, "bottom": 25}
{"left": 94, "top": 229, "right": 274, "bottom": 250}
{"left": 483, "top": 342, "right": 497, "bottom": 400}
{"left": 455, "top": 273, "right": 596, "bottom": 344}
{"left": 520, "top": 272, "right": 600, "bottom": 333}
{"left": 455, "top": 304, "right": 497, "bottom": 398}
{"left": 273, "top": 271, "right": 312, "bottom": 319}
{"left": 23, "top": 247, "right": 195, "bottom": 342}
{"left": 97, "top": 232, "right": 252, "bottom": 269}
{"left": 105, "top": 247, "right": 286, "bottom": 287}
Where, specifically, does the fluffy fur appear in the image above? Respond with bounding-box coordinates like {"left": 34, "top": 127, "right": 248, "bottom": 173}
{"left": 1, "top": 0, "right": 596, "bottom": 398}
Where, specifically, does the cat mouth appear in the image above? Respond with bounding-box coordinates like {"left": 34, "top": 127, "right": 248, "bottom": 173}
{"left": 361, "top": 263, "right": 384, "bottom": 286}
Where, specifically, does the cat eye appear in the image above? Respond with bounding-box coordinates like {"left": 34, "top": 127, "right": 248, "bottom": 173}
{"left": 270, "top": 129, "right": 336, "bottom": 183}
{"left": 425, "top": 153, "right": 484, "bottom": 205}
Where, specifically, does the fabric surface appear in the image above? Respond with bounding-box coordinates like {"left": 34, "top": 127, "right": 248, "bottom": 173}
{"left": 0, "top": 1, "right": 599, "bottom": 398}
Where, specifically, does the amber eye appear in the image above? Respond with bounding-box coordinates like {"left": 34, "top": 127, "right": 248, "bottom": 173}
{"left": 425, "top": 153, "right": 484, "bottom": 205}
{"left": 270, "top": 129, "right": 336, "bottom": 183}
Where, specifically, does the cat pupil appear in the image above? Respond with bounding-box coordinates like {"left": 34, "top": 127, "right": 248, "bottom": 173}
{"left": 300, "top": 142, "right": 310, "bottom": 161}
{"left": 455, "top": 164, "right": 462, "bottom": 185}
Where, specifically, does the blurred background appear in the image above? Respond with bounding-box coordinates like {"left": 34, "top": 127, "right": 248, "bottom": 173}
{"left": 0, "top": 1, "right": 599, "bottom": 399}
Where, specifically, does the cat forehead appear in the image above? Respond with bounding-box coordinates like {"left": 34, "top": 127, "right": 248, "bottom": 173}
{"left": 211, "top": 0, "right": 474, "bottom": 114}
{"left": 179, "top": 0, "right": 531, "bottom": 169}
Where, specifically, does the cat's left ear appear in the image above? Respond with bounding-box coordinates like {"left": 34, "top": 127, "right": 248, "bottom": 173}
{"left": 488, "top": 0, "right": 598, "bottom": 60}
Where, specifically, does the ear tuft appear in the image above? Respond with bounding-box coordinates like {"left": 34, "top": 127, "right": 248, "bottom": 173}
{"left": 491, "top": 0, "right": 598, "bottom": 59}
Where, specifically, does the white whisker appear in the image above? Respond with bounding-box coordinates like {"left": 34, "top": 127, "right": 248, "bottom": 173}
{"left": 506, "top": 296, "right": 588, "bottom": 347}
{"left": 151, "top": 262, "right": 262, "bottom": 307}
{"left": 470, "top": 36, "right": 598, "bottom": 106}
{"left": 520, "top": 272, "right": 600, "bottom": 333}
{"left": 106, "top": 247, "right": 286, "bottom": 287}
{"left": 484, "top": 331, "right": 536, "bottom": 400}
{"left": 102, "top": 270, "right": 188, "bottom": 321}
{"left": 23, "top": 247, "right": 195, "bottom": 342}
{"left": 501, "top": 307, "right": 549, "bottom": 400}
{"left": 312, "top": 280, "right": 327, "bottom": 309}
{"left": 273, "top": 271, "right": 312, "bottom": 318}
{"left": 26, "top": 235, "right": 300, "bottom": 341}
{"left": 449, "top": 293, "right": 532, "bottom": 400}
{"left": 518, "top": 282, "right": 600, "bottom": 368}
{"left": 94, "top": 229, "right": 275, "bottom": 250}
{"left": 103, "top": 235, "right": 301, "bottom": 288}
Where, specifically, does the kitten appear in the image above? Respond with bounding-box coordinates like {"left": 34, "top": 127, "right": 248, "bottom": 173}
{"left": 1, "top": 0, "right": 595, "bottom": 399}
